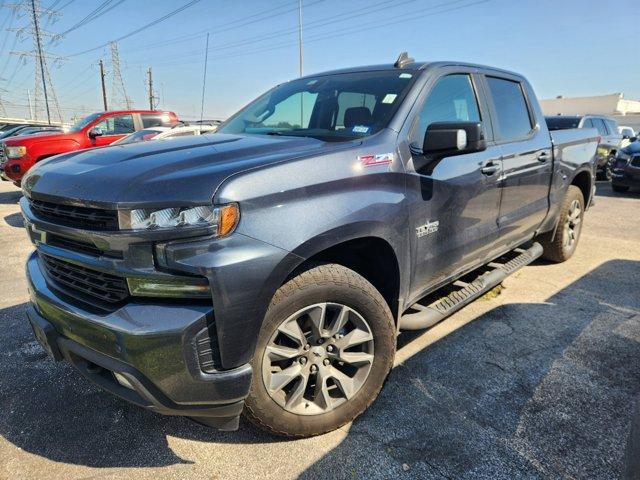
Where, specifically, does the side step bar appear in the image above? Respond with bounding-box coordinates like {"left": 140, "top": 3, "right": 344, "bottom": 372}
{"left": 399, "top": 242, "right": 543, "bottom": 331}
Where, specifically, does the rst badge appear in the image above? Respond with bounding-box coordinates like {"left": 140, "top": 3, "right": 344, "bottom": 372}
{"left": 416, "top": 220, "right": 439, "bottom": 238}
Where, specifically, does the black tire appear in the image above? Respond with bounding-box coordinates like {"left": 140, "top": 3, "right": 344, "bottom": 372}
{"left": 612, "top": 184, "right": 629, "bottom": 193}
{"left": 244, "top": 263, "right": 395, "bottom": 438}
{"left": 541, "top": 185, "right": 585, "bottom": 263}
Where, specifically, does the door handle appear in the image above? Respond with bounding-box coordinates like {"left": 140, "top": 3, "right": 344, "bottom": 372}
{"left": 537, "top": 152, "right": 550, "bottom": 163}
{"left": 481, "top": 162, "right": 499, "bottom": 175}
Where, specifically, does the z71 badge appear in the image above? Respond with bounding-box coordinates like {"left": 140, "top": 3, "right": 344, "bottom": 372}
{"left": 416, "top": 220, "right": 439, "bottom": 238}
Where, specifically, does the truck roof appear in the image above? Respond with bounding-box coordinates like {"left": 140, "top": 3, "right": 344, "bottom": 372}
{"left": 96, "top": 109, "right": 176, "bottom": 115}
{"left": 302, "top": 60, "right": 524, "bottom": 80}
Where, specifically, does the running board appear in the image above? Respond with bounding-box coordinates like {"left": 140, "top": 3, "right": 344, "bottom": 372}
{"left": 399, "top": 242, "right": 543, "bottom": 331}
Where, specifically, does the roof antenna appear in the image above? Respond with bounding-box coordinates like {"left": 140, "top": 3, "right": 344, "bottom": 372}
{"left": 394, "top": 51, "right": 414, "bottom": 68}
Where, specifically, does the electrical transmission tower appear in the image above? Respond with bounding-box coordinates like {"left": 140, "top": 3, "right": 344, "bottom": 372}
{"left": 8, "top": 0, "right": 64, "bottom": 123}
{"left": 109, "top": 42, "right": 132, "bottom": 109}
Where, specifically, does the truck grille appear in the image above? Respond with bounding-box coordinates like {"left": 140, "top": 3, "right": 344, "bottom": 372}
{"left": 29, "top": 199, "right": 119, "bottom": 231}
{"left": 40, "top": 254, "right": 129, "bottom": 304}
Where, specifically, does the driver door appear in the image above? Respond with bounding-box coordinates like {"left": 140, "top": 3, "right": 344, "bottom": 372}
{"left": 91, "top": 114, "right": 135, "bottom": 147}
{"left": 406, "top": 71, "right": 503, "bottom": 300}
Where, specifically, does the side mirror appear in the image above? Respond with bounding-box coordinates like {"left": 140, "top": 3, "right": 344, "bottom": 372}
{"left": 423, "top": 121, "right": 486, "bottom": 156}
{"left": 88, "top": 127, "right": 104, "bottom": 139}
{"left": 622, "top": 134, "right": 630, "bottom": 140}
{"left": 631, "top": 137, "right": 638, "bottom": 143}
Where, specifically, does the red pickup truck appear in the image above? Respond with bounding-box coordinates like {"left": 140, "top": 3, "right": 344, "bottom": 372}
{"left": 0, "top": 109, "right": 178, "bottom": 185}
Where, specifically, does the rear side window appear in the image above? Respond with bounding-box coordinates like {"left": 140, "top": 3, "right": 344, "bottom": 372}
{"left": 95, "top": 114, "right": 135, "bottom": 135}
{"left": 411, "top": 74, "right": 481, "bottom": 148}
{"left": 604, "top": 119, "right": 618, "bottom": 135}
{"left": 141, "top": 114, "right": 173, "bottom": 128}
{"left": 581, "top": 118, "right": 594, "bottom": 129}
{"left": 592, "top": 118, "right": 608, "bottom": 136}
{"left": 486, "top": 76, "right": 533, "bottom": 141}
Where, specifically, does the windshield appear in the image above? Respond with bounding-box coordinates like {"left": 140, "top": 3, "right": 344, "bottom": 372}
{"left": 69, "top": 112, "right": 102, "bottom": 132}
{"left": 218, "top": 70, "right": 417, "bottom": 141}
{"left": 112, "top": 129, "right": 163, "bottom": 145}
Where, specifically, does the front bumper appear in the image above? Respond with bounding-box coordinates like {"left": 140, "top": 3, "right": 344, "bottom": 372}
{"left": 611, "top": 169, "right": 640, "bottom": 187}
{"left": 26, "top": 251, "right": 252, "bottom": 429}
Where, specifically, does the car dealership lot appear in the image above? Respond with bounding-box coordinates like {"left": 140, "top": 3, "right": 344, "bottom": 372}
{"left": 0, "top": 181, "right": 638, "bottom": 479}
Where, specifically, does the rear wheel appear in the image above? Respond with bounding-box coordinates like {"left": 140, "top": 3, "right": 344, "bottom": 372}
{"left": 541, "top": 185, "right": 584, "bottom": 263}
{"left": 244, "top": 263, "right": 395, "bottom": 438}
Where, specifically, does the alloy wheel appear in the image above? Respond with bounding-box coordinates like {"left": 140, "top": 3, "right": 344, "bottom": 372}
{"left": 563, "top": 199, "right": 582, "bottom": 249}
{"left": 261, "top": 302, "right": 375, "bottom": 416}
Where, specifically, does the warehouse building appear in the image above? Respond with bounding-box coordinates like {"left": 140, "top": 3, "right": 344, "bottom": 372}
{"left": 540, "top": 93, "right": 640, "bottom": 132}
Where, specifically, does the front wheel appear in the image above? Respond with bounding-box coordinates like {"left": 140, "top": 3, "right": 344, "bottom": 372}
{"left": 244, "top": 263, "right": 395, "bottom": 438}
{"left": 541, "top": 185, "right": 585, "bottom": 263}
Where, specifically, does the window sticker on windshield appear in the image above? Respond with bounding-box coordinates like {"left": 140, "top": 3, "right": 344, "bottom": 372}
{"left": 352, "top": 125, "right": 370, "bottom": 134}
{"left": 307, "top": 79, "right": 318, "bottom": 85}
{"left": 399, "top": 73, "right": 412, "bottom": 78}
{"left": 382, "top": 94, "right": 397, "bottom": 104}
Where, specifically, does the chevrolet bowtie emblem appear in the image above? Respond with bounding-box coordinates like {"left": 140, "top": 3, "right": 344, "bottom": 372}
{"left": 29, "top": 222, "right": 47, "bottom": 245}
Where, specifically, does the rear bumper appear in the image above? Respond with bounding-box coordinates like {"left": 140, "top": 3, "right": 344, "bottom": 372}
{"left": 26, "top": 251, "right": 252, "bottom": 429}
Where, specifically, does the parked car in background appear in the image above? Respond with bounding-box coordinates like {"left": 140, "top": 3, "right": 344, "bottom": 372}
{"left": 546, "top": 114, "right": 622, "bottom": 180}
{"left": 0, "top": 124, "right": 62, "bottom": 140}
{"left": 0, "top": 110, "right": 179, "bottom": 185}
{"left": 11, "top": 126, "right": 64, "bottom": 137}
{"left": 618, "top": 125, "right": 637, "bottom": 148}
{"left": 111, "top": 124, "right": 217, "bottom": 146}
{"left": 612, "top": 141, "right": 640, "bottom": 192}
{"left": 20, "top": 57, "right": 598, "bottom": 437}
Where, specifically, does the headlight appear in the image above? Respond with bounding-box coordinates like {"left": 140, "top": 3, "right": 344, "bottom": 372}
{"left": 123, "top": 203, "right": 239, "bottom": 235}
{"left": 5, "top": 146, "right": 27, "bottom": 159}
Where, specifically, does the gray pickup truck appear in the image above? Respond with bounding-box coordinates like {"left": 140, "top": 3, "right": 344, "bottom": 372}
{"left": 20, "top": 54, "right": 597, "bottom": 438}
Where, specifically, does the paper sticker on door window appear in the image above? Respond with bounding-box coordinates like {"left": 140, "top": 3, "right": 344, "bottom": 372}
{"left": 352, "top": 125, "right": 370, "bottom": 134}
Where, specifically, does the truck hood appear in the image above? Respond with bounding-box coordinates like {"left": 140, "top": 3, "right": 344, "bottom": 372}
{"left": 23, "top": 133, "right": 351, "bottom": 208}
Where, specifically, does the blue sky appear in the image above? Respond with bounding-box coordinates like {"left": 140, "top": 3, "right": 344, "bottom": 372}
{"left": 1, "top": 0, "right": 639, "bottom": 122}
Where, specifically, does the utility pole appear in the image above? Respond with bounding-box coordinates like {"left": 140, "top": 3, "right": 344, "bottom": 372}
{"left": 30, "top": 0, "right": 50, "bottom": 124}
{"left": 297, "top": 0, "right": 303, "bottom": 77}
{"left": 297, "top": 0, "right": 304, "bottom": 127}
{"left": 99, "top": 59, "right": 108, "bottom": 111}
{"left": 109, "top": 42, "right": 132, "bottom": 109}
{"left": 27, "top": 89, "right": 33, "bottom": 119}
{"left": 147, "top": 67, "right": 154, "bottom": 110}
{"left": 199, "top": 32, "right": 209, "bottom": 124}
{"left": 8, "top": 0, "right": 64, "bottom": 123}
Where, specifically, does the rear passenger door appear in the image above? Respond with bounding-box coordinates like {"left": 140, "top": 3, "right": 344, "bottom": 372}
{"left": 483, "top": 75, "right": 552, "bottom": 248}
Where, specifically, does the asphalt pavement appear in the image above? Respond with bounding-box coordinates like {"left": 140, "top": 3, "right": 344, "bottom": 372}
{"left": 0, "top": 180, "right": 638, "bottom": 479}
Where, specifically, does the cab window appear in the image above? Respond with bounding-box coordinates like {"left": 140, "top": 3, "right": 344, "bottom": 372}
{"left": 410, "top": 74, "right": 481, "bottom": 149}
{"left": 94, "top": 114, "right": 135, "bottom": 135}
{"left": 486, "top": 76, "right": 532, "bottom": 141}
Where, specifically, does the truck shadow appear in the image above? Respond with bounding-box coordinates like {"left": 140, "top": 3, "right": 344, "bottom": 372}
{"left": 0, "top": 260, "right": 638, "bottom": 476}
{"left": 0, "top": 189, "right": 22, "bottom": 205}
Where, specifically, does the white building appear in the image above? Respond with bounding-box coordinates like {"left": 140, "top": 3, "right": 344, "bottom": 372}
{"left": 540, "top": 94, "right": 640, "bottom": 132}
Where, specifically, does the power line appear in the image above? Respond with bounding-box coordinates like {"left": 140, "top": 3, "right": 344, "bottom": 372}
{"left": 67, "top": 0, "right": 202, "bottom": 57}
{"left": 52, "top": 0, "right": 125, "bottom": 40}
{"left": 128, "top": 0, "right": 483, "bottom": 69}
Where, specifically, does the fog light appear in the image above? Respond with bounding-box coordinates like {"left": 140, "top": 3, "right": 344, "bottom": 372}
{"left": 127, "top": 276, "right": 210, "bottom": 298}
{"left": 113, "top": 372, "right": 134, "bottom": 390}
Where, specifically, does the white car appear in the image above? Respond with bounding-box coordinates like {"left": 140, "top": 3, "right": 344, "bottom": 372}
{"left": 618, "top": 126, "right": 637, "bottom": 148}
{"left": 112, "top": 124, "right": 217, "bottom": 146}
